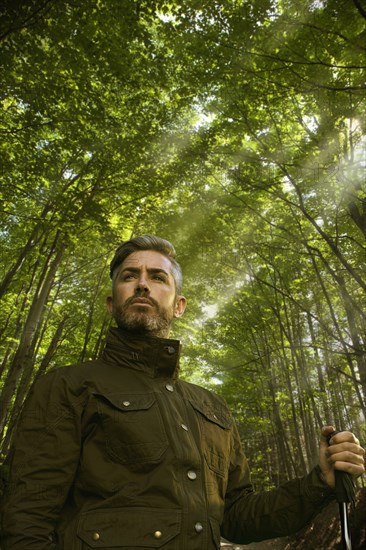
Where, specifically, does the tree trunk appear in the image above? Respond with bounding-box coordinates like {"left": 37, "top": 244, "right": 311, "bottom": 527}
{"left": 0, "top": 234, "right": 66, "bottom": 443}
{"left": 0, "top": 315, "right": 68, "bottom": 456}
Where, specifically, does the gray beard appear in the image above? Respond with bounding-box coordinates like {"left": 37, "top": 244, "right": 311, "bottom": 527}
{"left": 112, "top": 296, "right": 174, "bottom": 338}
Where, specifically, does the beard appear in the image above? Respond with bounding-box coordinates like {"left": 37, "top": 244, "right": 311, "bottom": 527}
{"left": 112, "top": 295, "right": 174, "bottom": 338}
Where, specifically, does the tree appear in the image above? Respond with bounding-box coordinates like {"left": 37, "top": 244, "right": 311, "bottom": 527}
{"left": 0, "top": 0, "right": 365, "bottom": 491}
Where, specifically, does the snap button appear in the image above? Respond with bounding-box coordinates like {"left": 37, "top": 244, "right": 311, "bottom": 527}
{"left": 181, "top": 423, "right": 188, "bottom": 431}
{"left": 187, "top": 470, "right": 197, "bottom": 480}
{"left": 92, "top": 532, "right": 100, "bottom": 541}
{"left": 166, "top": 346, "right": 176, "bottom": 354}
{"left": 154, "top": 531, "right": 162, "bottom": 539}
{"left": 195, "top": 522, "right": 203, "bottom": 533}
{"left": 165, "top": 384, "right": 174, "bottom": 392}
{"left": 122, "top": 401, "right": 131, "bottom": 407}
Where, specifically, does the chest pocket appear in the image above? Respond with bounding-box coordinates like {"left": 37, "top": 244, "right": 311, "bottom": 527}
{"left": 95, "top": 392, "right": 168, "bottom": 465}
{"left": 189, "top": 399, "right": 232, "bottom": 477}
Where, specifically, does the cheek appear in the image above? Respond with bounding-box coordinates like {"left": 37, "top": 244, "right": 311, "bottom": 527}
{"left": 113, "top": 287, "right": 131, "bottom": 305}
{"left": 157, "top": 291, "right": 176, "bottom": 309}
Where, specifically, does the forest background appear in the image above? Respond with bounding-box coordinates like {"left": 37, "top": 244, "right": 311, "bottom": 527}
{"left": 0, "top": 0, "right": 365, "bottom": 508}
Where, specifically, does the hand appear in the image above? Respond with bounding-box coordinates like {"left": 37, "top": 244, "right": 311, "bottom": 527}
{"left": 319, "top": 426, "right": 365, "bottom": 489}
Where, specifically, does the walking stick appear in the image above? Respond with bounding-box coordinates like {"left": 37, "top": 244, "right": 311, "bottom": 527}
{"left": 334, "top": 470, "right": 353, "bottom": 550}
{"left": 328, "top": 431, "right": 355, "bottom": 550}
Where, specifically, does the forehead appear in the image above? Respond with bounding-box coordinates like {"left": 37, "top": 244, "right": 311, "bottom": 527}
{"left": 121, "top": 250, "right": 173, "bottom": 274}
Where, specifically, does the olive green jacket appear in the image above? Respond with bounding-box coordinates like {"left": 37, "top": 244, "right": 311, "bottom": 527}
{"left": 2, "top": 328, "right": 334, "bottom": 549}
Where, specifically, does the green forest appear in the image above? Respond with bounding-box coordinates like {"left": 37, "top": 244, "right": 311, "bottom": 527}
{"left": 0, "top": 0, "right": 365, "bottom": 499}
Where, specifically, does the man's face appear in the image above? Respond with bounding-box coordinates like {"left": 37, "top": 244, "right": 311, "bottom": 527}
{"left": 107, "top": 250, "right": 186, "bottom": 338}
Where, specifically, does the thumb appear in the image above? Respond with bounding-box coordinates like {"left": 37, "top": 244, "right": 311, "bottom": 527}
{"left": 319, "top": 425, "right": 337, "bottom": 488}
{"left": 321, "top": 425, "right": 336, "bottom": 443}
{"left": 320, "top": 425, "right": 336, "bottom": 453}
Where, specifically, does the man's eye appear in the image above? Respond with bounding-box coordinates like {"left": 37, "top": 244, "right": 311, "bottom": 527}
{"left": 122, "top": 274, "right": 136, "bottom": 280}
{"left": 153, "top": 275, "right": 165, "bottom": 282}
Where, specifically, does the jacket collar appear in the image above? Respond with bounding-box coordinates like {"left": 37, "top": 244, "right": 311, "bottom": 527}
{"left": 102, "top": 327, "right": 181, "bottom": 379}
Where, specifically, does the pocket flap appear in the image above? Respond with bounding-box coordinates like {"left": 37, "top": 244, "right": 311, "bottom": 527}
{"left": 189, "top": 399, "right": 232, "bottom": 429}
{"left": 77, "top": 507, "right": 181, "bottom": 548}
{"left": 94, "top": 392, "right": 156, "bottom": 412}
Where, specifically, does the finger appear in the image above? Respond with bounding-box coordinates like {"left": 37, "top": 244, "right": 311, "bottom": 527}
{"left": 329, "top": 449, "right": 365, "bottom": 465}
{"left": 328, "top": 447, "right": 365, "bottom": 475}
{"left": 329, "top": 431, "right": 360, "bottom": 446}
{"left": 327, "top": 442, "right": 365, "bottom": 458}
{"left": 333, "top": 460, "right": 365, "bottom": 477}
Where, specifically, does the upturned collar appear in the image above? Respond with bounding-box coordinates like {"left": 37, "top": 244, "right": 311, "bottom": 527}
{"left": 102, "top": 327, "right": 181, "bottom": 379}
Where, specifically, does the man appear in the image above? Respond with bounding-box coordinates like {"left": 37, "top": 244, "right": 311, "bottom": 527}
{"left": 1, "top": 235, "right": 365, "bottom": 549}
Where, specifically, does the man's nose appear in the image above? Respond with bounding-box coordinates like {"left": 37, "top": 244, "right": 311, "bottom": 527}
{"left": 135, "top": 275, "right": 150, "bottom": 292}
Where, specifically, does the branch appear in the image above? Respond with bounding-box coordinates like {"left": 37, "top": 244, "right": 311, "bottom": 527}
{"left": 0, "top": 0, "right": 56, "bottom": 42}
{"left": 353, "top": 0, "right": 366, "bottom": 20}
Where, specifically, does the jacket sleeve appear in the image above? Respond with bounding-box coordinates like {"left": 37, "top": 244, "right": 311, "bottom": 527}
{"left": 221, "top": 422, "right": 335, "bottom": 544}
{"left": 1, "top": 369, "right": 83, "bottom": 549}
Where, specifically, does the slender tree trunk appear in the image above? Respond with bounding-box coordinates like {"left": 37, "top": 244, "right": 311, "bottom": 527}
{"left": 0, "top": 234, "right": 66, "bottom": 442}
{"left": 0, "top": 251, "right": 44, "bottom": 380}
{"left": 92, "top": 313, "right": 111, "bottom": 359}
{"left": 0, "top": 205, "right": 52, "bottom": 299}
{"left": 308, "top": 249, "right": 366, "bottom": 420}
{"left": 271, "top": 296, "right": 309, "bottom": 475}
{"left": 337, "top": 277, "right": 366, "bottom": 401}
{"left": 279, "top": 169, "right": 366, "bottom": 294}
{"left": 79, "top": 264, "right": 108, "bottom": 362}
{"left": 36, "top": 316, "right": 68, "bottom": 379}
{"left": 307, "top": 312, "right": 332, "bottom": 422}
{"left": 0, "top": 316, "right": 68, "bottom": 456}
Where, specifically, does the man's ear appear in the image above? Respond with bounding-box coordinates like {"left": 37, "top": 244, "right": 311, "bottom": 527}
{"left": 174, "top": 295, "right": 187, "bottom": 318}
{"left": 106, "top": 295, "right": 113, "bottom": 314}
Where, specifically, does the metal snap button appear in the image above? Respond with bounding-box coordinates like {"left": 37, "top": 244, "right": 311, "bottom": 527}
{"left": 92, "top": 532, "right": 100, "bottom": 541}
{"left": 122, "top": 401, "right": 131, "bottom": 407}
{"left": 195, "top": 522, "right": 203, "bottom": 533}
{"left": 165, "top": 384, "right": 174, "bottom": 392}
{"left": 154, "top": 530, "right": 162, "bottom": 539}
{"left": 187, "top": 470, "right": 197, "bottom": 480}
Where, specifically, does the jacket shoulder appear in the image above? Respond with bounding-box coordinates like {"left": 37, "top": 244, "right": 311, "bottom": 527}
{"left": 26, "top": 359, "right": 105, "bottom": 402}
{"left": 37, "top": 358, "right": 104, "bottom": 382}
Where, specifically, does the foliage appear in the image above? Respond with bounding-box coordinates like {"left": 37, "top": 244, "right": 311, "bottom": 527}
{"left": 0, "top": 0, "right": 365, "bottom": 489}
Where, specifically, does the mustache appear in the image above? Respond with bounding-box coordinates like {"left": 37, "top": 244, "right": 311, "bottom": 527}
{"left": 125, "top": 295, "right": 159, "bottom": 308}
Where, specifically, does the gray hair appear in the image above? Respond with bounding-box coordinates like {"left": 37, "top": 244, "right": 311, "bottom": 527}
{"left": 110, "top": 235, "right": 183, "bottom": 294}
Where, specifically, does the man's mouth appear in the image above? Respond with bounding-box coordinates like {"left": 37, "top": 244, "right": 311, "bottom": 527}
{"left": 130, "top": 298, "right": 154, "bottom": 306}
